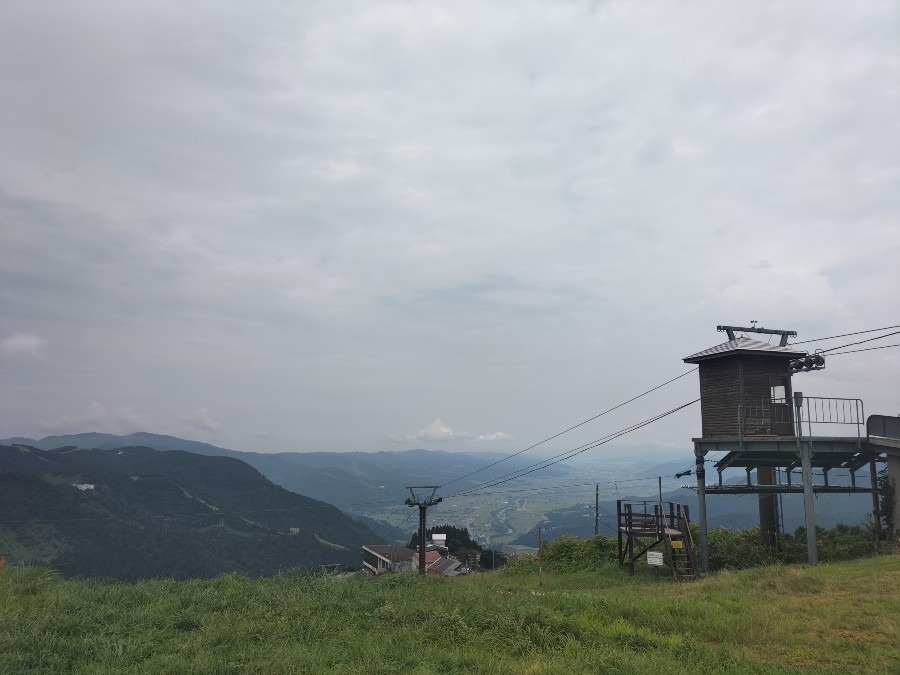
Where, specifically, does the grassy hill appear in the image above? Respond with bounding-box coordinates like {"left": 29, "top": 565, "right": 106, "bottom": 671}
{"left": 0, "top": 444, "right": 378, "bottom": 579}
{"left": 1, "top": 556, "right": 897, "bottom": 673}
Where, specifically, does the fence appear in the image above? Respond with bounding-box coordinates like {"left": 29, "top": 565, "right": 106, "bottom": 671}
{"left": 739, "top": 396, "right": 864, "bottom": 443}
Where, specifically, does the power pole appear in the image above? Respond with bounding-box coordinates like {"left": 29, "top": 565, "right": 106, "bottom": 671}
{"left": 594, "top": 484, "right": 599, "bottom": 536}
{"left": 405, "top": 486, "right": 442, "bottom": 575}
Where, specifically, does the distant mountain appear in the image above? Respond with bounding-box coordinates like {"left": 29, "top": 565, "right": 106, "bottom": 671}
{"left": 7, "top": 432, "right": 245, "bottom": 457}
{"left": 0, "top": 444, "right": 379, "bottom": 580}
{"left": 3, "top": 433, "right": 567, "bottom": 513}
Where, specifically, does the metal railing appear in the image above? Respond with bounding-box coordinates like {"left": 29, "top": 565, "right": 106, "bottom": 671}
{"left": 800, "top": 397, "right": 865, "bottom": 444}
{"left": 738, "top": 396, "right": 865, "bottom": 443}
{"left": 739, "top": 398, "right": 794, "bottom": 436}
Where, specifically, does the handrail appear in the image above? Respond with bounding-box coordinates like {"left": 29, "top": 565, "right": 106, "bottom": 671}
{"left": 738, "top": 396, "right": 864, "bottom": 442}
{"left": 801, "top": 397, "right": 864, "bottom": 442}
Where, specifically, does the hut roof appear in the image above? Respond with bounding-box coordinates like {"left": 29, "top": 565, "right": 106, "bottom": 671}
{"left": 683, "top": 336, "right": 806, "bottom": 364}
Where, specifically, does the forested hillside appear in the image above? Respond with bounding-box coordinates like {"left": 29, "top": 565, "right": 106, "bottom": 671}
{"left": 0, "top": 445, "right": 378, "bottom": 580}
{"left": 2, "top": 432, "right": 567, "bottom": 513}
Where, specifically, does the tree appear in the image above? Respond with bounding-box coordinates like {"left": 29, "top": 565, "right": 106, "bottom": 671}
{"left": 407, "top": 525, "right": 482, "bottom": 559}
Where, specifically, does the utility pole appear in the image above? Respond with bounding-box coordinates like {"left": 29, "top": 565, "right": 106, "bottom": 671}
{"left": 405, "top": 486, "right": 442, "bottom": 575}
{"left": 595, "top": 484, "right": 599, "bottom": 536}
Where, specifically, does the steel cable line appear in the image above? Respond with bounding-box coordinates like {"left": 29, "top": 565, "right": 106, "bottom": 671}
{"left": 827, "top": 342, "right": 900, "bottom": 356}
{"left": 460, "top": 476, "right": 664, "bottom": 497}
{"left": 790, "top": 324, "right": 900, "bottom": 345}
{"left": 377, "top": 508, "right": 418, "bottom": 542}
{"left": 445, "top": 400, "right": 699, "bottom": 500}
{"left": 818, "top": 329, "right": 900, "bottom": 353}
{"left": 462, "top": 401, "right": 696, "bottom": 495}
{"left": 439, "top": 369, "right": 698, "bottom": 490}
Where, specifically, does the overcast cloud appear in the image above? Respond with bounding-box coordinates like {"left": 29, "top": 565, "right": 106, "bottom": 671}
{"left": 1, "top": 1, "right": 897, "bottom": 454}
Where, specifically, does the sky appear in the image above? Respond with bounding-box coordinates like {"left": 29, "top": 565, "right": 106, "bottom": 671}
{"left": 1, "top": 1, "right": 898, "bottom": 456}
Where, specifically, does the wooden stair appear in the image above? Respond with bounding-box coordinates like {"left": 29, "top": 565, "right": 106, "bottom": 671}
{"left": 617, "top": 500, "right": 700, "bottom": 580}
{"left": 664, "top": 505, "right": 698, "bottom": 580}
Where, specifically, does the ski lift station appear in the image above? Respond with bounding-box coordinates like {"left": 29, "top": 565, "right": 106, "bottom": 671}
{"left": 684, "top": 325, "right": 900, "bottom": 571}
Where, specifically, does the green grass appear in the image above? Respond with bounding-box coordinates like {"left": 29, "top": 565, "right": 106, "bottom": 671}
{"left": 1, "top": 556, "right": 898, "bottom": 674}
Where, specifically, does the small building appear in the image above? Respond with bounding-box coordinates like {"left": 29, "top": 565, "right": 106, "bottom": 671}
{"left": 413, "top": 545, "right": 465, "bottom": 576}
{"left": 683, "top": 334, "right": 805, "bottom": 438}
{"left": 362, "top": 545, "right": 416, "bottom": 575}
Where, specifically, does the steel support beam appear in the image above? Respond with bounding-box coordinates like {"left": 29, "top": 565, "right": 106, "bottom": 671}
{"left": 800, "top": 441, "right": 818, "bottom": 565}
{"left": 694, "top": 443, "right": 709, "bottom": 573}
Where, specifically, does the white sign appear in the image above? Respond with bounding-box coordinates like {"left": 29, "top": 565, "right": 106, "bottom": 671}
{"left": 647, "top": 551, "right": 664, "bottom": 566}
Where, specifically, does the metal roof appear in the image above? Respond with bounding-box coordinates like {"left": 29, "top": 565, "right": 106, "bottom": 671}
{"left": 683, "top": 336, "right": 806, "bottom": 363}
{"left": 362, "top": 545, "right": 416, "bottom": 563}
{"left": 428, "top": 557, "right": 462, "bottom": 575}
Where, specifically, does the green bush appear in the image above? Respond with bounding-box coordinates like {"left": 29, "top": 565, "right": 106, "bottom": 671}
{"left": 705, "top": 526, "right": 778, "bottom": 570}
{"left": 517, "top": 524, "right": 878, "bottom": 575}
{"left": 701, "top": 523, "right": 877, "bottom": 570}
{"left": 504, "top": 535, "right": 618, "bottom": 573}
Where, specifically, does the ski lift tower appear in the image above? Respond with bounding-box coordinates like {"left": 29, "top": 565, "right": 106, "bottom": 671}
{"left": 684, "top": 325, "right": 886, "bottom": 571}
{"left": 405, "top": 486, "right": 442, "bottom": 575}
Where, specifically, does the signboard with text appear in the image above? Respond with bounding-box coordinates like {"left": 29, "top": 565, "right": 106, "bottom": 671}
{"left": 647, "top": 551, "right": 664, "bottom": 566}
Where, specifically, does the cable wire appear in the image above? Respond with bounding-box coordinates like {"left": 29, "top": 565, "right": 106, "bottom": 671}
{"left": 439, "top": 369, "right": 697, "bottom": 489}
{"left": 819, "top": 329, "right": 900, "bottom": 353}
{"left": 445, "top": 400, "right": 699, "bottom": 499}
{"left": 790, "top": 324, "right": 900, "bottom": 345}
{"left": 826, "top": 342, "right": 900, "bottom": 356}
{"left": 460, "top": 476, "right": 667, "bottom": 497}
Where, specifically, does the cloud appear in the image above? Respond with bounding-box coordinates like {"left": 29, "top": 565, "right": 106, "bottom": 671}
{"left": 384, "top": 419, "right": 514, "bottom": 444}
{"left": 39, "top": 402, "right": 146, "bottom": 435}
{"left": 1, "top": 1, "right": 897, "bottom": 452}
{"left": 1, "top": 333, "right": 47, "bottom": 358}
{"left": 715, "top": 267, "right": 839, "bottom": 321}
{"left": 415, "top": 419, "right": 472, "bottom": 442}
{"left": 384, "top": 418, "right": 471, "bottom": 443}
{"left": 475, "top": 431, "right": 515, "bottom": 442}
{"left": 177, "top": 408, "right": 222, "bottom": 434}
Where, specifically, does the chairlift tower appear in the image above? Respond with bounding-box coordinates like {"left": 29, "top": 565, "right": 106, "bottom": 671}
{"left": 684, "top": 324, "right": 892, "bottom": 571}
{"left": 405, "top": 486, "right": 442, "bottom": 575}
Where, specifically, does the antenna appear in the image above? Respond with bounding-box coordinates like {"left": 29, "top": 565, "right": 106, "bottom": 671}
{"left": 405, "top": 486, "right": 442, "bottom": 575}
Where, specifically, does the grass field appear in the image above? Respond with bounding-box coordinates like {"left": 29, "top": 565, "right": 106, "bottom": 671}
{"left": 1, "top": 556, "right": 898, "bottom": 674}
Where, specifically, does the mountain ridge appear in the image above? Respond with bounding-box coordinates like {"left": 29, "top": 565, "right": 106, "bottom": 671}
{"left": 2, "top": 432, "right": 567, "bottom": 512}
{"left": 0, "top": 443, "right": 379, "bottom": 580}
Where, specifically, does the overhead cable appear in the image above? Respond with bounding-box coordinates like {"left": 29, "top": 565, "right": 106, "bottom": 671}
{"left": 439, "top": 368, "right": 697, "bottom": 489}
{"left": 790, "top": 324, "right": 900, "bottom": 345}
{"left": 445, "top": 399, "right": 699, "bottom": 499}
{"left": 460, "top": 476, "right": 666, "bottom": 497}
{"left": 819, "top": 329, "right": 900, "bottom": 354}
{"left": 827, "top": 342, "right": 900, "bottom": 356}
